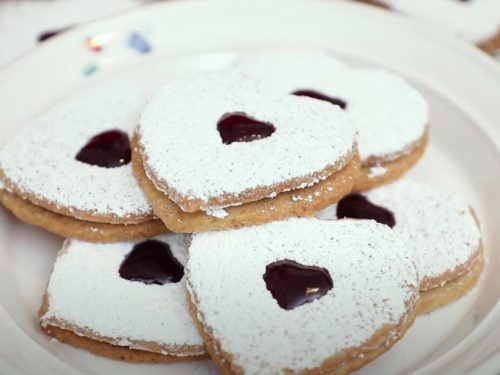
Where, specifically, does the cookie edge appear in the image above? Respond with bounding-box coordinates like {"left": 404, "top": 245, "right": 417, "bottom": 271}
{"left": 132, "top": 136, "right": 361, "bottom": 233}
{"left": 135, "top": 131, "right": 358, "bottom": 213}
{"left": 186, "top": 287, "right": 418, "bottom": 375}
{"left": 353, "top": 129, "right": 429, "bottom": 192}
{"left": 0, "top": 189, "right": 168, "bottom": 242}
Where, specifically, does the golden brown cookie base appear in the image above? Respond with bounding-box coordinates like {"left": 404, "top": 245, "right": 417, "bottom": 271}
{"left": 478, "top": 30, "right": 500, "bottom": 55}
{"left": 0, "top": 189, "right": 167, "bottom": 242}
{"left": 41, "top": 325, "right": 207, "bottom": 364}
{"left": 353, "top": 130, "right": 429, "bottom": 192}
{"left": 418, "top": 207, "right": 482, "bottom": 290}
{"left": 186, "top": 290, "right": 417, "bottom": 375}
{"left": 132, "top": 139, "right": 361, "bottom": 233}
{"left": 418, "top": 251, "right": 484, "bottom": 315}
{"left": 39, "top": 294, "right": 207, "bottom": 363}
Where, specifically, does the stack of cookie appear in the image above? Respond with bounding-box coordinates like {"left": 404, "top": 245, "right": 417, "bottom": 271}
{"left": 0, "top": 48, "right": 483, "bottom": 374}
{"left": 355, "top": 0, "right": 500, "bottom": 55}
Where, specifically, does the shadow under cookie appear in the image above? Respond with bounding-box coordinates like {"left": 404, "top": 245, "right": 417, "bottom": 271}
{"left": 132, "top": 138, "right": 361, "bottom": 233}
{"left": 0, "top": 189, "right": 167, "bottom": 242}
{"left": 355, "top": 0, "right": 390, "bottom": 9}
{"left": 353, "top": 130, "right": 429, "bottom": 192}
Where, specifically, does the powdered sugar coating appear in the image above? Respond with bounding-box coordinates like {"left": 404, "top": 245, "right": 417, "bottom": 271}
{"left": 41, "top": 234, "right": 204, "bottom": 353}
{"left": 138, "top": 72, "right": 356, "bottom": 210}
{"left": 205, "top": 208, "right": 228, "bottom": 218}
{"left": 0, "top": 80, "right": 155, "bottom": 220}
{"left": 236, "top": 49, "right": 428, "bottom": 162}
{"left": 368, "top": 165, "right": 388, "bottom": 178}
{"left": 187, "top": 218, "right": 418, "bottom": 374}
{"left": 317, "top": 179, "right": 482, "bottom": 282}
{"left": 382, "top": 0, "right": 500, "bottom": 43}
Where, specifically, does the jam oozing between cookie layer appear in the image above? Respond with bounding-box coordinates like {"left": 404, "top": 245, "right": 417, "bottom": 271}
{"left": 337, "top": 194, "right": 396, "bottom": 228}
{"left": 75, "top": 129, "right": 131, "bottom": 168}
{"left": 264, "top": 260, "right": 333, "bottom": 310}
{"left": 217, "top": 112, "right": 276, "bottom": 145}
{"left": 292, "top": 90, "right": 347, "bottom": 110}
{"left": 119, "top": 240, "right": 184, "bottom": 285}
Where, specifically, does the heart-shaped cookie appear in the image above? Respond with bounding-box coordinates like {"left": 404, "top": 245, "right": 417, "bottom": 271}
{"left": 317, "top": 179, "right": 483, "bottom": 313}
{"left": 0, "top": 79, "right": 167, "bottom": 242}
{"left": 134, "top": 72, "right": 359, "bottom": 232}
{"left": 186, "top": 218, "right": 419, "bottom": 374}
{"left": 39, "top": 234, "right": 206, "bottom": 362}
{"left": 236, "top": 48, "right": 429, "bottom": 191}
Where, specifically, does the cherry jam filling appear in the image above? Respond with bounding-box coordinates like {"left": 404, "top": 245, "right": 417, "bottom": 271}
{"left": 336, "top": 194, "right": 395, "bottom": 228}
{"left": 263, "top": 259, "right": 333, "bottom": 310}
{"left": 119, "top": 240, "right": 184, "bottom": 285}
{"left": 75, "top": 129, "right": 131, "bottom": 168}
{"left": 292, "top": 90, "right": 347, "bottom": 110}
{"left": 217, "top": 112, "right": 275, "bottom": 145}
{"left": 38, "top": 26, "right": 72, "bottom": 43}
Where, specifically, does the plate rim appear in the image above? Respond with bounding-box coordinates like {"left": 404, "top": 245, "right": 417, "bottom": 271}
{"left": 1, "top": 1, "right": 500, "bottom": 374}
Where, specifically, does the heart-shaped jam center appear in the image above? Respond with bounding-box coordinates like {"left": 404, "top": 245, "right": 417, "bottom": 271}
{"left": 119, "top": 240, "right": 184, "bottom": 285}
{"left": 292, "top": 90, "right": 347, "bottom": 110}
{"left": 217, "top": 112, "right": 276, "bottom": 145}
{"left": 337, "top": 194, "right": 395, "bottom": 228}
{"left": 75, "top": 129, "right": 131, "bottom": 168}
{"left": 263, "top": 259, "right": 333, "bottom": 310}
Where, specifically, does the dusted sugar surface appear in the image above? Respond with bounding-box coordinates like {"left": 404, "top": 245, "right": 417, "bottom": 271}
{"left": 187, "top": 218, "right": 418, "bottom": 374}
{"left": 317, "top": 179, "right": 482, "bottom": 281}
{"left": 41, "top": 234, "right": 204, "bottom": 352}
{"left": 0, "top": 79, "right": 155, "bottom": 219}
{"left": 236, "top": 48, "right": 428, "bottom": 162}
{"left": 382, "top": 0, "right": 500, "bottom": 43}
{"left": 138, "top": 72, "right": 356, "bottom": 208}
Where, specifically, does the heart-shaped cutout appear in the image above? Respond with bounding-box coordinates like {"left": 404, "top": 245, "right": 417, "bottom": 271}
{"left": 263, "top": 259, "right": 333, "bottom": 310}
{"left": 292, "top": 90, "right": 347, "bottom": 110}
{"left": 119, "top": 239, "right": 184, "bottom": 285}
{"left": 217, "top": 112, "right": 276, "bottom": 145}
{"left": 337, "top": 194, "right": 395, "bottom": 228}
{"left": 76, "top": 129, "right": 131, "bottom": 168}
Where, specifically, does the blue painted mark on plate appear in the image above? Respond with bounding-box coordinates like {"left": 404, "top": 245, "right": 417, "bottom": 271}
{"left": 127, "top": 31, "right": 152, "bottom": 54}
{"left": 82, "top": 62, "right": 98, "bottom": 77}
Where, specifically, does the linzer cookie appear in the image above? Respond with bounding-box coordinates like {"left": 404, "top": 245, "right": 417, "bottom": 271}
{"left": 0, "top": 80, "right": 167, "bottom": 242}
{"left": 357, "top": 0, "right": 500, "bottom": 54}
{"left": 39, "top": 234, "right": 207, "bottom": 362}
{"left": 186, "top": 218, "right": 419, "bottom": 375}
{"left": 236, "top": 48, "right": 429, "bottom": 191}
{"left": 317, "top": 179, "right": 483, "bottom": 314}
{"left": 133, "top": 72, "right": 359, "bottom": 233}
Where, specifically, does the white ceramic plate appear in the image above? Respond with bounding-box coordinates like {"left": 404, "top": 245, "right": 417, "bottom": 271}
{"left": 1, "top": 1, "right": 500, "bottom": 374}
